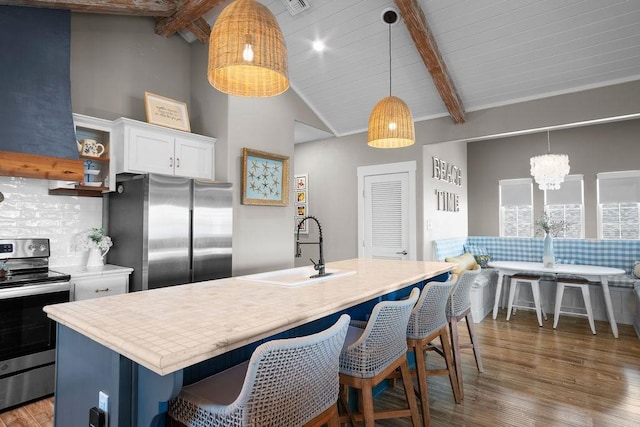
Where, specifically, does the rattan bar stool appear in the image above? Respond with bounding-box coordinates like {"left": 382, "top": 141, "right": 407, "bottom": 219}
{"left": 446, "top": 268, "right": 484, "bottom": 400}
{"left": 338, "top": 288, "right": 421, "bottom": 427}
{"left": 406, "top": 277, "right": 461, "bottom": 426}
{"left": 554, "top": 277, "right": 596, "bottom": 334}
{"left": 167, "top": 314, "right": 350, "bottom": 427}
{"left": 506, "top": 274, "right": 547, "bottom": 327}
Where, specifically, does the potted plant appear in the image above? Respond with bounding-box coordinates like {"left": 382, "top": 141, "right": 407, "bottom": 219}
{"left": 0, "top": 260, "right": 8, "bottom": 278}
{"left": 77, "top": 227, "right": 113, "bottom": 267}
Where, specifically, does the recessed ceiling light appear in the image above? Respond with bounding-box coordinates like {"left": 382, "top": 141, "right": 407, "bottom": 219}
{"left": 312, "top": 40, "right": 325, "bottom": 52}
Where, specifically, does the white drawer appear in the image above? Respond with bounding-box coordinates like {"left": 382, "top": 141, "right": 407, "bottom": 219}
{"left": 72, "top": 275, "right": 128, "bottom": 301}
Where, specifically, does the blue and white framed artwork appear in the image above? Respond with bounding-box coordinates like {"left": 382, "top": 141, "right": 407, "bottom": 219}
{"left": 242, "top": 148, "right": 289, "bottom": 206}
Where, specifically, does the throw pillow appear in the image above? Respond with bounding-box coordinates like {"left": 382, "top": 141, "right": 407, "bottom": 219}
{"left": 476, "top": 254, "right": 491, "bottom": 268}
{"left": 464, "top": 244, "right": 489, "bottom": 256}
{"left": 464, "top": 244, "right": 491, "bottom": 267}
{"left": 633, "top": 261, "right": 640, "bottom": 279}
{"left": 445, "top": 252, "right": 478, "bottom": 275}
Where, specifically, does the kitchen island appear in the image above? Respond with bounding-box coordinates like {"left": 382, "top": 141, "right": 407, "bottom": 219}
{"left": 44, "top": 258, "right": 453, "bottom": 426}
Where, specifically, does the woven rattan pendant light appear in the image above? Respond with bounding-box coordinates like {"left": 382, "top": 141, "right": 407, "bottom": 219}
{"left": 367, "top": 9, "right": 415, "bottom": 148}
{"left": 209, "top": 0, "right": 289, "bottom": 97}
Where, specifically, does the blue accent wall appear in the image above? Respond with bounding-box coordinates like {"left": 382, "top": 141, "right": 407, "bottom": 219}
{"left": 0, "top": 6, "right": 77, "bottom": 159}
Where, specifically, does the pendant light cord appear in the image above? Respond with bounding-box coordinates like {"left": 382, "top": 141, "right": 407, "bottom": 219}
{"left": 547, "top": 130, "right": 551, "bottom": 154}
{"left": 388, "top": 23, "right": 392, "bottom": 97}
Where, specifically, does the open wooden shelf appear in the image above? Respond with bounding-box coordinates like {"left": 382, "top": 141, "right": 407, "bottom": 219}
{"left": 48, "top": 187, "right": 106, "bottom": 197}
{"left": 79, "top": 154, "right": 110, "bottom": 162}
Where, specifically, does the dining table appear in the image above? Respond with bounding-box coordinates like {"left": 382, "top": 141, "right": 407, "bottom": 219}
{"left": 488, "top": 261, "right": 626, "bottom": 338}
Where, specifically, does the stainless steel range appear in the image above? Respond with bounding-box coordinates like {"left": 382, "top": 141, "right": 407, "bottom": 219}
{"left": 0, "top": 238, "right": 70, "bottom": 411}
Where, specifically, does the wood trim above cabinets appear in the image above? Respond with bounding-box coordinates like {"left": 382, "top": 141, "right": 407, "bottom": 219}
{"left": 0, "top": 151, "right": 83, "bottom": 182}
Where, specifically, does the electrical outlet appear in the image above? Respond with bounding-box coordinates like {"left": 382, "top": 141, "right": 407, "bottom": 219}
{"left": 98, "top": 391, "right": 108, "bottom": 423}
{"left": 98, "top": 391, "right": 108, "bottom": 411}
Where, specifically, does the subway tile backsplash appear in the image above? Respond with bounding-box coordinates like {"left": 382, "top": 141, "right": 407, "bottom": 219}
{"left": 0, "top": 176, "right": 102, "bottom": 267}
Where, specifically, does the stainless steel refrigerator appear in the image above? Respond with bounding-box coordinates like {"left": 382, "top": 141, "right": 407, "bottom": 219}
{"left": 106, "top": 174, "right": 232, "bottom": 292}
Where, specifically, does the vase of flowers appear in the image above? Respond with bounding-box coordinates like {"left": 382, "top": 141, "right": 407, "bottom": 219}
{"left": 535, "top": 213, "right": 565, "bottom": 268}
{"left": 0, "top": 260, "right": 8, "bottom": 279}
{"left": 78, "top": 227, "right": 112, "bottom": 267}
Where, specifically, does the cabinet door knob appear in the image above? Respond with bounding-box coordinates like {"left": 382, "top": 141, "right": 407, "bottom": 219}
{"left": 176, "top": 157, "right": 180, "bottom": 168}
{"left": 95, "top": 288, "right": 110, "bottom": 293}
{"left": 169, "top": 157, "right": 173, "bottom": 167}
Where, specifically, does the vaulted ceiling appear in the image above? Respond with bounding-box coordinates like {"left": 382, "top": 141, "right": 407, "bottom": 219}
{"left": 4, "top": 0, "right": 640, "bottom": 138}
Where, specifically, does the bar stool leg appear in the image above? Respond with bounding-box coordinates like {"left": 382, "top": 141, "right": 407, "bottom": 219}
{"left": 361, "top": 384, "right": 375, "bottom": 427}
{"left": 412, "top": 344, "right": 431, "bottom": 426}
{"left": 465, "top": 312, "right": 484, "bottom": 373}
{"left": 399, "top": 360, "right": 421, "bottom": 427}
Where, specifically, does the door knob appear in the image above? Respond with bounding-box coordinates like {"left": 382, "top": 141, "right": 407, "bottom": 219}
{"left": 396, "top": 250, "right": 407, "bottom": 255}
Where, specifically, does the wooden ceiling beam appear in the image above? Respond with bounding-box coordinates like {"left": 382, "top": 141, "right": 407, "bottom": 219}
{"left": 187, "top": 17, "right": 211, "bottom": 44}
{"left": 0, "top": 0, "right": 177, "bottom": 17}
{"left": 155, "top": 0, "right": 225, "bottom": 38}
{"left": 394, "top": 0, "right": 466, "bottom": 124}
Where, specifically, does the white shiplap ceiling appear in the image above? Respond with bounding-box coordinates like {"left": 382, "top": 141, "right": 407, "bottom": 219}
{"left": 202, "top": 0, "right": 640, "bottom": 138}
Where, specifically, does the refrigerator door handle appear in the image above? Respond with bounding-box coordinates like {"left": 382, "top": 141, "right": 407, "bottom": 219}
{"left": 189, "top": 207, "right": 194, "bottom": 282}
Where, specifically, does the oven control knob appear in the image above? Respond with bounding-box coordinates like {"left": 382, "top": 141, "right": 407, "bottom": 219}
{"left": 0, "top": 364, "right": 7, "bottom": 371}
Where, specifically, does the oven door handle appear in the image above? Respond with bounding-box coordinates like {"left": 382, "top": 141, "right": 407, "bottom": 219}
{"left": 0, "top": 281, "right": 71, "bottom": 300}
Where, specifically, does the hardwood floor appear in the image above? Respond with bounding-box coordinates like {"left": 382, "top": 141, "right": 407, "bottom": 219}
{"left": 2, "top": 309, "right": 639, "bottom": 426}
{"left": 0, "top": 397, "right": 53, "bottom": 427}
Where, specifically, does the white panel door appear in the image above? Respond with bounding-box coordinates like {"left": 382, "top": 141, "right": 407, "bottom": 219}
{"left": 363, "top": 172, "right": 410, "bottom": 260}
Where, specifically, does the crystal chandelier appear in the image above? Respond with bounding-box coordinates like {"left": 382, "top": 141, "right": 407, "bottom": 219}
{"left": 530, "top": 131, "right": 570, "bottom": 190}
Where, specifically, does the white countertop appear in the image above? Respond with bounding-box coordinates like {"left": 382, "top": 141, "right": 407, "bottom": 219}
{"left": 53, "top": 264, "right": 133, "bottom": 278}
{"left": 44, "top": 258, "right": 454, "bottom": 376}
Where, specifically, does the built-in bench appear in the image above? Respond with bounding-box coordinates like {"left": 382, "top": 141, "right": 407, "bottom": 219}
{"left": 433, "top": 237, "right": 640, "bottom": 336}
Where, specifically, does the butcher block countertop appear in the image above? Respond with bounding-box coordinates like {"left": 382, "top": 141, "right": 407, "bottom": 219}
{"left": 44, "top": 258, "right": 453, "bottom": 376}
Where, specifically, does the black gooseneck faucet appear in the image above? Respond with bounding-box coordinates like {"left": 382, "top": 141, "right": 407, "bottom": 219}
{"left": 295, "top": 215, "right": 327, "bottom": 277}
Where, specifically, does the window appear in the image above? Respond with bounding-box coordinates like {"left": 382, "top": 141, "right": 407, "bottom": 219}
{"left": 597, "top": 171, "right": 640, "bottom": 240}
{"left": 544, "top": 174, "right": 584, "bottom": 239}
{"left": 499, "top": 178, "right": 533, "bottom": 237}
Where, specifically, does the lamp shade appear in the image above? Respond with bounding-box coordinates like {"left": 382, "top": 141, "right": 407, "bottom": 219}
{"left": 530, "top": 153, "right": 570, "bottom": 190}
{"left": 367, "top": 96, "right": 415, "bottom": 148}
{"left": 209, "top": 0, "right": 289, "bottom": 97}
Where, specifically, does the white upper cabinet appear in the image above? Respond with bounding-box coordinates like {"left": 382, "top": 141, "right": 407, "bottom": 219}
{"left": 112, "top": 117, "right": 215, "bottom": 180}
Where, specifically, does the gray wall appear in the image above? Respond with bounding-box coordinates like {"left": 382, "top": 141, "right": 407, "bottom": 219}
{"left": 70, "top": 14, "right": 190, "bottom": 121}
{"left": 409, "top": 79, "right": 640, "bottom": 144}
{"left": 468, "top": 119, "right": 640, "bottom": 238}
{"left": 294, "top": 133, "right": 428, "bottom": 263}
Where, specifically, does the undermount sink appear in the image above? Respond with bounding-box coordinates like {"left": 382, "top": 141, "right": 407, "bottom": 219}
{"left": 241, "top": 266, "right": 356, "bottom": 287}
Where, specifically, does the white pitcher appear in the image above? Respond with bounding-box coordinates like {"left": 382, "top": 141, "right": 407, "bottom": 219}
{"left": 87, "top": 246, "right": 109, "bottom": 267}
